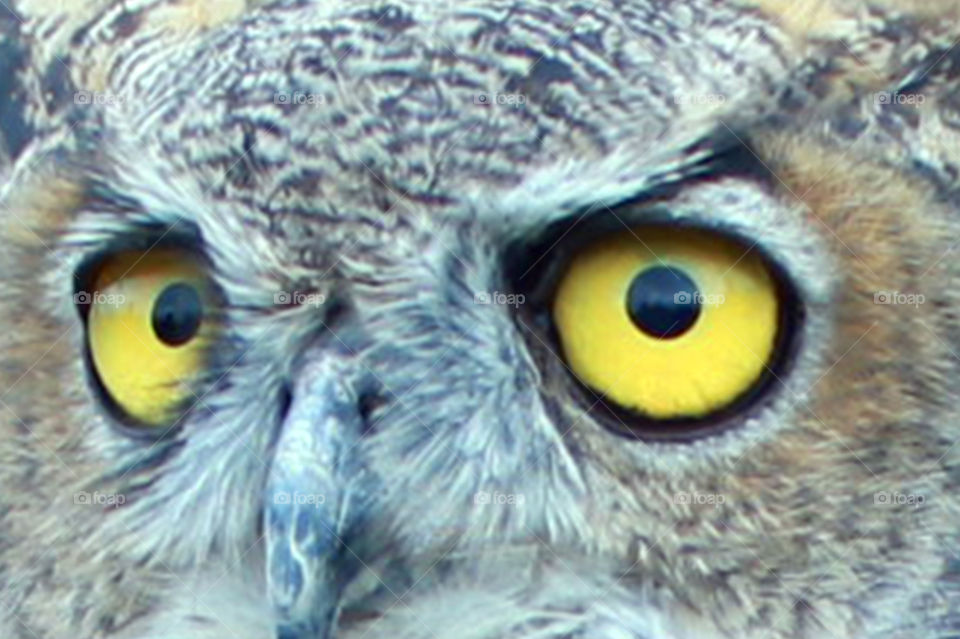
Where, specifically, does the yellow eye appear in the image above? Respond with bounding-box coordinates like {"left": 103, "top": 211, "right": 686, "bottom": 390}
{"left": 552, "top": 226, "right": 786, "bottom": 423}
{"left": 84, "top": 249, "right": 217, "bottom": 427}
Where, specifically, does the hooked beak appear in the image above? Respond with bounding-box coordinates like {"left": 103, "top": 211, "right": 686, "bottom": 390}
{"left": 263, "top": 352, "right": 370, "bottom": 639}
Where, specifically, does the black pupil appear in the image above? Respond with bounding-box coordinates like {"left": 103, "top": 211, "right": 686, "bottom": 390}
{"left": 152, "top": 283, "right": 203, "bottom": 346}
{"left": 625, "top": 266, "right": 701, "bottom": 339}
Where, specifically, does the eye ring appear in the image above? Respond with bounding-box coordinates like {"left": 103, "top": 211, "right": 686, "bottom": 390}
{"left": 514, "top": 220, "right": 804, "bottom": 442}
{"left": 75, "top": 244, "right": 220, "bottom": 430}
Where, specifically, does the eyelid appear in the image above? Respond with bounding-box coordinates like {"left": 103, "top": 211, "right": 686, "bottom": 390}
{"left": 73, "top": 228, "right": 210, "bottom": 311}
{"left": 74, "top": 239, "right": 224, "bottom": 434}
{"left": 510, "top": 208, "right": 765, "bottom": 306}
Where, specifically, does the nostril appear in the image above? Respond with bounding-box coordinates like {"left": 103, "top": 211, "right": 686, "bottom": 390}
{"left": 357, "top": 391, "right": 389, "bottom": 436}
{"left": 278, "top": 383, "right": 294, "bottom": 421}
{"left": 264, "top": 383, "right": 296, "bottom": 464}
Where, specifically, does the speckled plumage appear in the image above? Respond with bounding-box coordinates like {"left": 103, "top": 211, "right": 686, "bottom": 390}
{"left": 2, "top": 0, "right": 960, "bottom": 637}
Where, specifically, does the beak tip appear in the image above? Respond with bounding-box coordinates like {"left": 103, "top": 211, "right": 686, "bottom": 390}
{"left": 276, "top": 615, "right": 336, "bottom": 639}
{"left": 265, "top": 497, "right": 344, "bottom": 639}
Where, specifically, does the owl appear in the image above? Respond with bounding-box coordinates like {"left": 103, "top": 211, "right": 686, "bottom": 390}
{"left": 1, "top": 0, "right": 960, "bottom": 637}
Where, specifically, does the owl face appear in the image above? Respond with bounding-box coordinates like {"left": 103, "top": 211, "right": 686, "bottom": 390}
{"left": 2, "top": 1, "right": 960, "bottom": 638}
